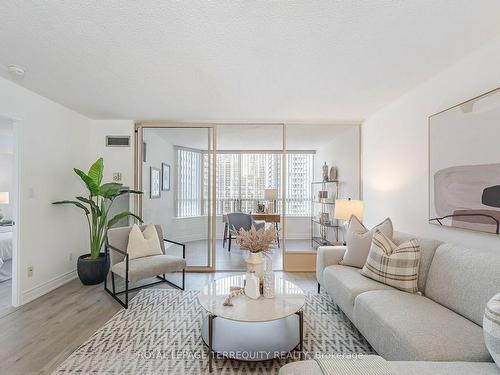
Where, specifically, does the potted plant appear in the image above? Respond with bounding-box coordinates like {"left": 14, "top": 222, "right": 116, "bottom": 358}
{"left": 53, "top": 158, "right": 143, "bottom": 285}
{"left": 231, "top": 226, "right": 276, "bottom": 280}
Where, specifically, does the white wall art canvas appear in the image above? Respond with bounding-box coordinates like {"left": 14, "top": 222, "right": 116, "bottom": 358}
{"left": 429, "top": 87, "right": 500, "bottom": 235}
{"left": 150, "top": 167, "right": 161, "bottom": 199}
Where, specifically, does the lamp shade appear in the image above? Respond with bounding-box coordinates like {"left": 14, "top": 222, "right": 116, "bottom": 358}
{"left": 264, "top": 188, "right": 278, "bottom": 201}
{"left": 0, "top": 192, "right": 9, "bottom": 204}
{"left": 334, "top": 199, "right": 363, "bottom": 221}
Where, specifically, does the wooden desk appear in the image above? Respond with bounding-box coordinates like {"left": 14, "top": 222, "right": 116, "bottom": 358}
{"left": 222, "top": 213, "right": 281, "bottom": 248}
{"left": 222, "top": 213, "right": 280, "bottom": 223}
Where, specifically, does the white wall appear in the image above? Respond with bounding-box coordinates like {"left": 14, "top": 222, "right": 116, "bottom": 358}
{"left": 0, "top": 76, "right": 91, "bottom": 305}
{"left": 89, "top": 120, "right": 135, "bottom": 187}
{"left": 362, "top": 35, "right": 500, "bottom": 251}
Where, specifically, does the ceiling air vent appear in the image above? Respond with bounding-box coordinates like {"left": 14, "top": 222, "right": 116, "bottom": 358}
{"left": 106, "top": 136, "right": 130, "bottom": 147}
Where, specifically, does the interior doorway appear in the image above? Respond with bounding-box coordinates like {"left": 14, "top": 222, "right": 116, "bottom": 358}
{"left": 0, "top": 116, "right": 18, "bottom": 313}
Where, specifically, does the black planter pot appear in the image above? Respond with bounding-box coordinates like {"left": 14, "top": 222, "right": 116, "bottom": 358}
{"left": 77, "top": 253, "right": 109, "bottom": 285}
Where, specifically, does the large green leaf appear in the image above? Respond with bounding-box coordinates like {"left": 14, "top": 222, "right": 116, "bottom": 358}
{"left": 99, "top": 182, "right": 123, "bottom": 199}
{"left": 76, "top": 196, "right": 101, "bottom": 216}
{"left": 87, "top": 158, "right": 104, "bottom": 186}
{"left": 107, "top": 211, "right": 143, "bottom": 228}
{"left": 74, "top": 168, "right": 99, "bottom": 196}
{"left": 52, "top": 200, "right": 90, "bottom": 215}
{"left": 112, "top": 188, "right": 144, "bottom": 199}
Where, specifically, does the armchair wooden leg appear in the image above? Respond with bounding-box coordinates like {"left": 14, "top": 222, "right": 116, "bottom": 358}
{"left": 317, "top": 282, "right": 320, "bottom": 293}
{"left": 228, "top": 236, "right": 231, "bottom": 252}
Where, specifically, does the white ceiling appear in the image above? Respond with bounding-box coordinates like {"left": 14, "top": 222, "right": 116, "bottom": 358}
{"left": 1, "top": 1, "right": 500, "bottom": 121}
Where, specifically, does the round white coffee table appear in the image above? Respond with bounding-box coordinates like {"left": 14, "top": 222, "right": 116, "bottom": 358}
{"left": 198, "top": 275, "right": 305, "bottom": 371}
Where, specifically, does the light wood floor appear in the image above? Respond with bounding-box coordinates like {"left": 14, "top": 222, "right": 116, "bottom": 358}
{"left": 0, "top": 271, "right": 316, "bottom": 375}
{"left": 0, "top": 279, "right": 12, "bottom": 310}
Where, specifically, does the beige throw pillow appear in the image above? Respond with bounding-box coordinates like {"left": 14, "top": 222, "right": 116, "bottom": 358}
{"left": 361, "top": 229, "right": 420, "bottom": 293}
{"left": 127, "top": 224, "right": 163, "bottom": 260}
{"left": 340, "top": 216, "right": 393, "bottom": 268}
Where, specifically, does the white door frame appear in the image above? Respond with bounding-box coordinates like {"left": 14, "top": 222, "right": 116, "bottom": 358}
{"left": 0, "top": 115, "right": 21, "bottom": 308}
{"left": 11, "top": 118, "right": 21, "bottom": 307}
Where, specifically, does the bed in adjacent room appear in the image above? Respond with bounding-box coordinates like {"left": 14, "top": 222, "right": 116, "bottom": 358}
{"left": 0, "top": 226, "right": 13, "bottom": 282}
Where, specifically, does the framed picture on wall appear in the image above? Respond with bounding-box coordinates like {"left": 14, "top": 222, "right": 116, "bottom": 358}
{"left": 162, "top": 163, "right": 170, "bottom": 191}
{"left": 429, "top": 86, "right": 500, "bottom": 235}
{"left": 150, "top": 167, "right": 161, "bottom": 199}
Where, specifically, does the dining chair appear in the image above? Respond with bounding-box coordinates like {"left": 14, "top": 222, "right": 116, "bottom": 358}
{"left": 226, "top": 213, "right": 265, "bottom": 252}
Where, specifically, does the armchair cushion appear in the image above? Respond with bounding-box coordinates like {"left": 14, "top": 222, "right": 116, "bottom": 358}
{"left": 111, "top": 254, "right": 186, "bottom": 283}
{"left": 127, "top": 224, "right": 163, "bottom": 260}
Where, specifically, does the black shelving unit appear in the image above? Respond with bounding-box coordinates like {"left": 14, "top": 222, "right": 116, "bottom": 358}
{"left": 311, "top": 180, "right": 340, "bottom": 248}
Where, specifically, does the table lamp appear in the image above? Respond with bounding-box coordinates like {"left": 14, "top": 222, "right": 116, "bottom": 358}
{"left": 334, "top": 198, "right": 364, "bottom": 225}
{"left": 0, "top": 192, "right": 9, "bottom": 221}
{"left": 264, "top": 188, "right": 278, "bottom": 213}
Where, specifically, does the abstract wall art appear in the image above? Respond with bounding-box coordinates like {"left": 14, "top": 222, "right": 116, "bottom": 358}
{"left": 429, "top": 87, "right": 500, "bottom": 235}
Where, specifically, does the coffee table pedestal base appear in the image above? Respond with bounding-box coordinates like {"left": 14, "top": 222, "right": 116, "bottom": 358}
{"left": 201, "top": 314, "right": 300, "bottom": 361}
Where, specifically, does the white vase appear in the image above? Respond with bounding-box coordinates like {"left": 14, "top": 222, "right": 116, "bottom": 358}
{"left": 263, "top": 255, "right": 275, "bottom": 299}
{"left": 244, "top": 272, "right": 260, "bottom": 299}
{"left": 246, "top": 252, "right": 264, "bottom": 280}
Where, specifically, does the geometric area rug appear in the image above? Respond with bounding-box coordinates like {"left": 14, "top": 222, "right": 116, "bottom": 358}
{"left": 52, "top": 289, "right": 375, "bottom": 375}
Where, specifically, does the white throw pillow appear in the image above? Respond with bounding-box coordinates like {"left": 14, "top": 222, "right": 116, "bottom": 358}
{"left": 340, "top": 216, "right": 393, "bottom": 268}
{"left": 127, "top": 224, "right": 163, "bottom": 260}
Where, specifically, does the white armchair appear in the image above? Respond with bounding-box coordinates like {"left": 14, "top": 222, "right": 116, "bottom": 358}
{"left": 316, "top": 245, "right": 347, "bottom": 293}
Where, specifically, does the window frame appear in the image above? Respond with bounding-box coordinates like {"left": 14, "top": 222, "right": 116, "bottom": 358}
{"left": 175, "top": 148, "right": 315, "bottom": 218}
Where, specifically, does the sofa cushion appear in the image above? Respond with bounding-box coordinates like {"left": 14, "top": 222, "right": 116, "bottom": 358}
{"left": 278, "top": 360, "right": 500, "bottom": 375}
{"left": 340, "top": 216, "right": 393, "bottom": 268}
{"left": 323, "top": 265, "right": 395, "bottom": 320}
{"left": 392, "top": 231, "right": 442, "bottom": 293}
{"left": 361, "top": 229, "right": 420, "bottom": 293}
{"left": 111, "top": 254, "right": 186, "bottom": 283}
{"left": 353, "top": 290, "right": 491, "bottom": 362}
{"left": 425, "top": 243, "right": 500, "bottom": 327}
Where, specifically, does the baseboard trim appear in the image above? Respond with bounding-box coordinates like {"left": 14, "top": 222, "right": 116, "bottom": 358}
{"left": 21, "top": 269, "right": 77, "bottom": 305}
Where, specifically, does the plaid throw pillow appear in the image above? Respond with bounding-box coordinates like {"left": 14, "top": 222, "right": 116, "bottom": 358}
{"left": 361, "top": 229, "right": 420, "bottom": 293}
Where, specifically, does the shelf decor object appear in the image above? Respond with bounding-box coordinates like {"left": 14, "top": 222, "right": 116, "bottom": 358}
{"left": 329, "top": 166, "right": 338, "bottom": 181}
{"left": 322, "top": 162, "right": 329, "bottom": 181}
{"left": 311, "top": 180, "right": 340, "bottom": 247}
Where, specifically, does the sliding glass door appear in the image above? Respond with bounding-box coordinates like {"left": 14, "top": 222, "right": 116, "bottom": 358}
{"left": 216, "top": 124, "right": 284, "bottom": 270}
{"left": 136, "top": 124, "right": 215, "bottom": 270}
{"left": 134, "top": 122, "right": 360, "bottom": 272}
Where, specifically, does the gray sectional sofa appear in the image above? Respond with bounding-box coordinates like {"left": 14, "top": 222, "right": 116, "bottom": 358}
{"left": 280, "top": 231, "right": 500, "bottom": 374}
